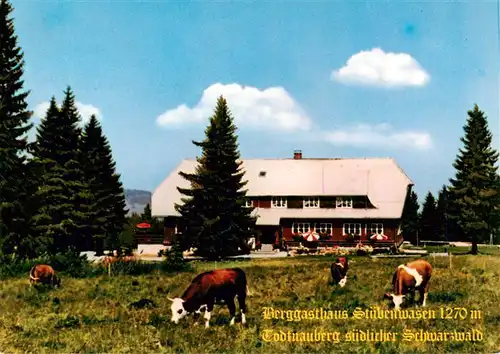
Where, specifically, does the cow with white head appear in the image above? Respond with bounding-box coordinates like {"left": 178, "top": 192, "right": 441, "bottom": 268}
{"left": 169, "top": 267, "right": 249, "bottom": 328}
{"left": 384, "top": 259, "right": 432, "bottom": 310}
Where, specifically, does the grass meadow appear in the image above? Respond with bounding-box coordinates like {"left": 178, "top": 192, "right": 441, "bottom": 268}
{"left": 0, "top": 252, "right": 499, "bottom": 353}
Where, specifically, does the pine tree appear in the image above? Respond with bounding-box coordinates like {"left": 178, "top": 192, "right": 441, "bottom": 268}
{"left": 419, "top": 192, "right": 439, "bottom": 241}
{"left": 401, "top": 190, "right": 420, "bottom": 245}
{"left": 80, "top": 115, "right": 127, "bottom": 255}
{"left": 448, "top": 104, "right": 500, "bottom": 254}
{"left": 141, "top": 203, "right": 152, "bottom": 221}
{"left": 435, "top": 185, "right": 450, "bottom": 241}
{"left": 31, "top": 89, "right": 87, "bottom": 254}
{"left": 59, "top": 88, "right": 88, "bottom": 253}
{"left": 0, "top": 0, "right": 36, "bottom": 258}
{"left": 175, "top": 96, "right": 257, "bottom": 260}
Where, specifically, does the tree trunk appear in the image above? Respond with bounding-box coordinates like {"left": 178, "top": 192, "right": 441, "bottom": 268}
{"left": 470, "top": 235, "right": 478, "bottom": 255}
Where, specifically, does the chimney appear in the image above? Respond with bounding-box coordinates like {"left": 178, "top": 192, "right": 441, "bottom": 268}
{"left": 293, "top": 150, "right": 302, "bottom": 159}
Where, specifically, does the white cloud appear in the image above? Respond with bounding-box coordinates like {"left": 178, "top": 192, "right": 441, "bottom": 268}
{"left": 331, "top": 48, "right": 430, "bottom": 87}
{"left": 322, "top": 123, "right": 432, "bottom": 150}
{"left": 33, "top": 101, "right": 102, "bottom": 123}
{"left": 156, "top": 83, "right": 312, "bottom": 131}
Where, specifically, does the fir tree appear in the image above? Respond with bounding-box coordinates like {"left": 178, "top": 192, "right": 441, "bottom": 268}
{"left": 80, "top": 115, "right": 127, "bottom": 255}
{"left": 175, "top": 96, "right": 257, "bottom": 260}
{"left": 59, "top": 88, "right": 88, "bottom": 252}
{"left": 419, "top": 192, "right": 439, "bottom": 241}
{"left": 435, "top": 185, "right": 450, "bottom": 241}
{"left": 141, "top": 203, "right": 152, "bottom": 221}
{"left": 401, "top": 189, "right": 420, "bottom": 245}
{"left": 31, "top": 89, "right": 87, "bottom": 254}
{"left": 0, "top": 0, "right": 36, "bottom": 258}
{"left": 448, "top": 104, "right": 500, "bottom": 254}
{"left": 139, "top": 203, "right": 162, "bottom": 235}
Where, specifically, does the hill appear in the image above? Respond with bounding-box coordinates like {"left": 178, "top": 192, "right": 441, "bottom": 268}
{"left": 124, "top": 189, "right": 151, "bottom": 215}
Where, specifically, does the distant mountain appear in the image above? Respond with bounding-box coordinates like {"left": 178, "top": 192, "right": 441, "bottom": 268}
{"left": 124, "top": 189, "right": 151, "bottom": 215}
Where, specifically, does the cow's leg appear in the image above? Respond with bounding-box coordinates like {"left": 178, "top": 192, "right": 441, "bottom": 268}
{"left": 422, "top": 280, "right": 430, "bottom": 307}
{"left": 409, "top": 288, "right": 416, "bottom": 307}
{"left": 416, "top": 286, "right": 424, "bottom": 307}
{"left": 227, "top": 297, "right": 236, "bottom": 326}
{"left": 237, "top": 290, "right": 247, "bottom": 325}
{"left": 204, "top": 302, "right": 214, "bottom": 329}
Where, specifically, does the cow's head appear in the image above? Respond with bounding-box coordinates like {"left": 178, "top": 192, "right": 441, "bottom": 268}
{"left": 336, "top": 257, "right": 347, "bottom": 267}
{"left": 383, "top": 293, "right": 405, "bottom": 310}
{"left": 54, "top": 276, "right": 61, "bottom": 288}
{"left": 168, "top": 297, "right": 188, "bottom": 324}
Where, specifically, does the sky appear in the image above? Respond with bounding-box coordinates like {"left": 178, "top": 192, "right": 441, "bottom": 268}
{"left": 11, "top": 0, "right": 500, "bottom": 203}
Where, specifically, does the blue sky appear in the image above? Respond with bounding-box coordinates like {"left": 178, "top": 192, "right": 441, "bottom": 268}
{"left": 12, "top": 0, "right": 500, "bottom": 203}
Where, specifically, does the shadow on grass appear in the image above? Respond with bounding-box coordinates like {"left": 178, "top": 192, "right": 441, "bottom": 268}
{"left": 428, "top": 291, "right": 465, "bottom": 303}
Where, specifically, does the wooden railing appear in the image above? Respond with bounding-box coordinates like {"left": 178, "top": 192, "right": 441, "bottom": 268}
{"left": 135, "top": 234, "right": 166, "bottom": 245}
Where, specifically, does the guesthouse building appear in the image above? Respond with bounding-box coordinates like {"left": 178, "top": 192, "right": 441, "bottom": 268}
{"left": 151, "top": 151, "right": 412, "bottom": 247}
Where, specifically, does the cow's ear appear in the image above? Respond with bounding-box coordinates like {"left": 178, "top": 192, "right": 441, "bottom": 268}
{"left": 383, "top": 293, "right": 392, "bottom": 300}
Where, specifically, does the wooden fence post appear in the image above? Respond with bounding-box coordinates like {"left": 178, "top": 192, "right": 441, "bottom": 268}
{"left": 108, "top": 262, "right": 112, "bottom": 277}
{"left": 449, "top": 254, "right": 452, "bottom": 269}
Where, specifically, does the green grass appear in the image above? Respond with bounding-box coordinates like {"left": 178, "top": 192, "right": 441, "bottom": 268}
{"left": 0, "top": 255, "right": 499, "bottom": 353}
{"left": 406, "top": 245, "right": 500, "bottom": 256}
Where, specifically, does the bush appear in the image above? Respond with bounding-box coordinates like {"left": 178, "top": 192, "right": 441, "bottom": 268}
{"left": 160, "top": 242, "right": 191, "bottom": 273}
{"left": 0, "top": 254, "right": 38, "bottom": 279}
{"left": 0, "top": 248, "right": 95, "bottom": 279}
{"left": 47, "top": 249, "right": 94, "bottom": 278}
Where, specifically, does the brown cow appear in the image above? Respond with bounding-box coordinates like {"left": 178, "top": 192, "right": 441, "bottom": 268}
{"left": 330, "top": 257, "right": 349, "bottom": 287}
{"left": 384, "top": 259, "right": 432, "bottom": 310}
{"left": 168, "top": 268, "right": 248, "bottom": 328}
{"left": 29, "top": 264, "right": 61, "bottom": 288}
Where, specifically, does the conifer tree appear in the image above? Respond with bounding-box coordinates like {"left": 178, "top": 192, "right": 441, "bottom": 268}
{"left": 80, "top": 115, "right": 127, "bottom": 255}
{"left": 32, "top": 89, "right": 87, "bottom": 254}
{"left": 0, "top": 0, "right": 36, "bottom": 258}
{"left": 141, "top": 203, "right": 152, "bottom": 221}
{"left": 435, "top": 185, "right": 450, "bottom": 241}
{"left": 448, "top": 104, "right": 500, "bottom": 253}
{"left": 401, "top": 190, "right": 420, "bottom": 245}
{"left": 59, "top": 87, "right": 88, "bottom": 252}
{"left": 175, "top": 96, "right": 257, "bottom": 260}
{"left": 139, "top": 203, "right": 162, "bottom": 235}
{"left": 419, "top": 192, "right": 439, "bottom": 241}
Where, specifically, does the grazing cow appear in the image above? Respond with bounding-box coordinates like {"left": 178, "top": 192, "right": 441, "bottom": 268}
{"left": 330, "top": 257, "right": 349, "bottom": 287}
{"left": 168, "top": 268, "right": 249, "bottom": 328}
{"left": 384, "top": 259, "right": 432, "bottom": 310}
{"left": 29, "top": 264, "right": 61, "bottom": 288}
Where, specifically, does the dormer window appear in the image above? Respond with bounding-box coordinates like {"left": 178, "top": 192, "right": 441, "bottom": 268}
{"left": 336, "top": 197, "right": 353, "bottom": 208}
{"left": 259, "top": 171, "right": 266, "bottom": 177}
{"left": 303, "top": 197, "right": 320, "bottom": 208}
{"left": 244, "top": 199, "right": 253, "bottom": 208}
{"left": 271, "top": 197, "right": 287, "bottom": 208}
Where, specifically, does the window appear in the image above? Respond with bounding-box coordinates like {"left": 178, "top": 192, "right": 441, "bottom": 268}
{"left": 336, "top": 197, "right": 353, "bottom": 208}
{"left": 368, "top": 223, "right": 384, "bottom": 235}
{"left": 259, "top": 171, "right": 267, "bottom": 177}
{"left": 303, "top": 197, "right": 320, "bottom": 208}
{"left": 343, "top": 223, "right": 362, "bottom": 235}
{"left": 244, "top": 199, "right": 253, "bottom": 208}
{"left": 315, "top": 223, "right": 333, "bottom": 235}
{"left": 292, "top": 223, "right": 310, "bottom": 234}
{"left": 272, "top": 197, "right": 287, "bottom": 208}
